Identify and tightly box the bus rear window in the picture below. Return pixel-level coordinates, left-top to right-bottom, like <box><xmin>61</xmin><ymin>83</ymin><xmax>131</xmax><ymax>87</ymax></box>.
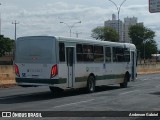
<box><xmin>15</xmin><ymin>37</ymin><xmax>56</xmax><ymax>64</ymax></box>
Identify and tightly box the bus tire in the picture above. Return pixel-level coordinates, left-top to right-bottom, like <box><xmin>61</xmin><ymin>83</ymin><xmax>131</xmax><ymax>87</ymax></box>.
<box><xmin>120</xmin><ymin>73</ymin><xmax>129</xmax><ymax>88</ymax></box>
<box><xmin>87</xmin><ymin>75</ymin><xmax>96</xmax><ymax>93</ymax></box>
<box><xmin>49</xmin><ymin>86</ymin><xmax>63</xmax><ymax>95</ymax></box>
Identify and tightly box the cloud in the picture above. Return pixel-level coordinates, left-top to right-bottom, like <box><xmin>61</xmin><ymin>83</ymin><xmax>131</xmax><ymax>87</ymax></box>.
<box><xmin>1</xmin><ymin>0</ymin><xmax>160</xmax><ymax>46</ymax></box>
<box><xmin>3</xmin><ymin>2</ymin><xmax>110</xmax><ymax>38</ymax></box>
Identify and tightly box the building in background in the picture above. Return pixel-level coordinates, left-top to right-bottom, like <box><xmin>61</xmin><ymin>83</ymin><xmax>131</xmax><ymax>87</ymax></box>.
<box><xmin>123</xmin><ymin>17</ymin><xmax>137</xmax><ymax>43</ymax></box>
<box><xmin>104</xmin><ymin>14</ymin><xmax>124</xmax><ymax>42</ymax></box>
<box><xmin>123</xmin><ymin>17</ymin><xmax>143</xmax><ymax>43</ymax></box>
<box><xmin>104</xmin><ymin>15</ymin><xmax>143</xmax><ymax>43</ymax></box>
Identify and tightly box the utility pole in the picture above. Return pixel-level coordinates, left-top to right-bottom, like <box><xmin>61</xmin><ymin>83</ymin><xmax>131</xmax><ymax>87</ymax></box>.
<box><xmin>73</xmin><ymin>31</ymin><xmax>82</xmax><ymax>38</ymax></box>
<box><xmin>12</xmin><ymin>20</ymin><xmax>19</xmax><ymax>40</ymax></box>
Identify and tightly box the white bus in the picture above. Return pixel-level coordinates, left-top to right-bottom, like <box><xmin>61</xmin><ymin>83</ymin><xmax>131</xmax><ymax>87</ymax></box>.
<box><xmin>15</xmin><ymin>36</ymin><xmax>137</xmax><ymax>93</ymax></box>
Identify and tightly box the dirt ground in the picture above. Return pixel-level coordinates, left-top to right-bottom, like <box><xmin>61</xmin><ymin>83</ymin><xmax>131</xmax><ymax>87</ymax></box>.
<box><xmin>138</xmin><ymin>68</ymin><xmax>160</xmax><ymax>74</ymax></box>
<box><xmin>0</xmin><ymin>66</ymin><xmax>16</xmax><ymax>88</ymax></box>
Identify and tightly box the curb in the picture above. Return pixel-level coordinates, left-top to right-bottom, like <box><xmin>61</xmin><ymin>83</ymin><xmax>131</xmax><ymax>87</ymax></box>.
<box><xmin>0</xmin><ymin>83</ymin><xmax>16</xmax><ymax>88</ymax></box>
<box><xmin>0</xmin><ymin>79</ymin><xmax>16</xmax><ymax>88</ymax></box>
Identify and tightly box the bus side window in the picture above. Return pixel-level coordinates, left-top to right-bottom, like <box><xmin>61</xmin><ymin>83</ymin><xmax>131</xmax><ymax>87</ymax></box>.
<box><xmin>105</xmin><ymin>47</ymin><xmax>111</xmax><ymax>62</ymax></box>
<box><xmin>113</xmin><ymin>47</ymin><xmax>117</xmax><ymax>62</ymax></box>
<box><xmin>83</xmin><ymin>45</ymin><xmax>94</xmax><ymax>62</ymax></box>
<box><xmin>59</xmin><ymin>43</ymin><xmax>65</xmax><ymax>62</ymax></box>
<box><xmin>124</xmin><ymin>48</ymin><xmax>130</xmax><ymax>62</ymax></box>
<box><xmin>113</xmin><ymin>47</ymin><xmax>124</xmax><ymax>62</ymax></box>
<box><xmin>94</xmin><ymin>46</ymin><xmax>104</xmax><ymax>62</ymax></box>
<box><xmin>116</xmin><ymin>47</ymin><xmax>124</xmax><ymax>62</ymax></box>
<box><xmin>76</xmin><ymin>44</ymin><xmax>83</xmax><ymax>62</ymax></box>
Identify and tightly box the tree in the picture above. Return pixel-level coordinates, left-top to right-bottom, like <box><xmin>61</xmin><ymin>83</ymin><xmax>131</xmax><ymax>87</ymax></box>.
<box><xmin>129</xmin><ymin>24</ymin><xmax>157</xmax><ymax>59</ymax></box>
<box><xmin>0</xmin><ymin>35</ymin><xmax>14</xmax><ymax>57</ymax></box>
<box><xmin>91</xmin><ymin>26</ymin><xmax>119</xmax><ymax>42</ymax></box>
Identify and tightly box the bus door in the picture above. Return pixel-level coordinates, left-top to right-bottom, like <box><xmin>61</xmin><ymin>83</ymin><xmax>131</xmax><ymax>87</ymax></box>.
<box><xmin>131</xmin><ymin>51</ymin><xmax>135</xmax><ymax>80</ymax></box>
<box><xmin>66</xmin><ymin>47</ymin><xmax>75</xmax><ymax>88</ymax></box>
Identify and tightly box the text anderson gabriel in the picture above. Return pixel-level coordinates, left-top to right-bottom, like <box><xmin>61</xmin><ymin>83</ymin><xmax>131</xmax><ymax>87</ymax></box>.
<box><xmin>129</xmin><ymin>112</ymin><xmax>158</xmax><ymax>117</ymax></box>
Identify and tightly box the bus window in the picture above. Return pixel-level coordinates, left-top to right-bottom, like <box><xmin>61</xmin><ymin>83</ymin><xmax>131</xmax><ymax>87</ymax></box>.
<box><xmin>76</xmin><ymin>44</ymin><xmax>83</xmax><ymax>62</ymax></box>
<box><xmin>113</xmin><ymin>47</ymin><xmax>124</xmax><ymax>62</ymax></box>
<box><xmin>124</xmin><ymin>48</ymin><xmax>130</xmax><ymax>62</ymax></box>
<box><xmin>83</xmin><ymin>45</ymin><xmax>94</xmax><ymax>62</ymax></box>
<box><xmin>105</xmin><ymin>47</ymin><xmax>111</xmax><ymax>62</ymax></box>
<box><xmin>113</xmin><ymin>47</ymin><xmax>117</xmax><ymax>62</ymax></box>
<box><xmin>59</xmin><ymin>43</ymin><xmax>65</xmax><ymax>62</ymax></box>
<box><xmin>116</xmin><ymin>47</ymin><xmax>124</xmax><ymax>62</ymax></box>
<box><xmin>94</xmin><ymin>46</ymin><xmax>104</xmax><ymax>62</ymax></box>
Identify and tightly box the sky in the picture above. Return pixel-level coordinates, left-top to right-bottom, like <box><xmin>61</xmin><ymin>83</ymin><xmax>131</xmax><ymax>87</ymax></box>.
<box><xmin>0</xmin><ymin>0</ymin><xmax>160</xmax><ymax>48</ymax></box>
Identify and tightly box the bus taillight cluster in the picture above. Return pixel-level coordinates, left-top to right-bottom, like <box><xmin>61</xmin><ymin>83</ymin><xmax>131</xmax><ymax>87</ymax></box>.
<box><xmin>14</xmin><ymin>64</ymin><xmax>20</xmax><ymax>77</ymax></box>
<box><xmin>50</xmin><ymin>64</ymin><xmax>58</xmax><ymax>78</ymax></box>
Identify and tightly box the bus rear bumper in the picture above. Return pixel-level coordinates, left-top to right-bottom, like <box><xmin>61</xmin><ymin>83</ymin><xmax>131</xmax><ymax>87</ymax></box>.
<box><xmin>16</xmin><ymin>78</ymin><xmax>66</xmax><ymax>86</ymax></box>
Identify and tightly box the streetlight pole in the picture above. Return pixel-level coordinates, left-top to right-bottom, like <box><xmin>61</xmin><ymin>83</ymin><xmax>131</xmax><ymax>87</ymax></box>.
<box><xmin>108</xmin><ymin>0</ymin><xmax>126</xmax><ymax>42</ymax></box>
<box><xmin>60</xmin><ymin>21</ymin><xmax>81</xmax><ymax>37</ymax></box>
<box><xmin>12</xmin><ymin>20</ymin><xmax>19</xmax><ymax>40</ymax></box>
<box><xmin>143</xmin><ymin>39</ymin><xmax>148</xmax><ymax>63</ymax></box>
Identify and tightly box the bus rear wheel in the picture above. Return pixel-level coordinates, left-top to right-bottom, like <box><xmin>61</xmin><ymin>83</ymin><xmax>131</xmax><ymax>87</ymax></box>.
<box><xmin>120</xmin><ymin>73</ymin><xmax>129</xmax><ymax>88</ymax></box>
<box><xmin>87</xmin><ymin>75</ymin><xmax>95</xmax><ymax>93</ymax></box>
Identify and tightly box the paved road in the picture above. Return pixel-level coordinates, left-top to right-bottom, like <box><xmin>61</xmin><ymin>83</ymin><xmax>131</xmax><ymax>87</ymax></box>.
<box><xmin>0</xmin><ymin>74</ymin><xmax>160</xmax><ymax>120</ymax></box>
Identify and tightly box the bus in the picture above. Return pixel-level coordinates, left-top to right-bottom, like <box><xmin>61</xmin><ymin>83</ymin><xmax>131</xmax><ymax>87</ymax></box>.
<box><xmin>14</xmin><ymin>36</ymin><xmax>137</xmax><ymax>93</ymax></box>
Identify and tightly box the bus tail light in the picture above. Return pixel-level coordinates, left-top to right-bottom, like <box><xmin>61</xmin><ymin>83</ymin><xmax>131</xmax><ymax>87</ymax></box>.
<box><xmin>15</xmin><ymin>64</ymin><xmax>20</xmax><ymax>77</ymax></box>
<box><xmin>51</xmin><ymin>64</ymin><xmax>58</xmax><ymax>78</ymax></box>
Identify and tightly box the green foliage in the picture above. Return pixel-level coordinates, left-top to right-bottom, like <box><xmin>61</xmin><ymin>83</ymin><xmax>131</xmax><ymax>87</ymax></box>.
<box><xmin>0</xmin><ymin>35</ymin><xmax>14</xmax><ymax>57</ymax></box>
<box><xmin>91</xmin><ymin>26</ymin><xmax>119</xmax><ymax>42</ymax></box>
<box><xmin>129</xmin><ymin>25</ymin><xmax>157</xmax><ymax>59</ymax></box>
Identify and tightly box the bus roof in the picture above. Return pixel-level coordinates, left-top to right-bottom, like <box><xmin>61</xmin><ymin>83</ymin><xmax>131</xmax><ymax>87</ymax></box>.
<box><xmin>56</xmin><ymin>36</ymin><xmax>136</xmax><ymax>50</ymax></box>
<box><xmin>17</xmin><ymin>36</ymin><xmax>136</xmax><ymax>50</ymax></box>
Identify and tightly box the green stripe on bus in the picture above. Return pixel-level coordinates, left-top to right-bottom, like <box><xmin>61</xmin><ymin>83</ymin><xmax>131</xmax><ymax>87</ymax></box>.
<box><xmin>75</xmin><ymin>74</ymin><xmax>124</xmax><ymax>82</ymax></box>
<box><xmin>16</xmin><ymin>74</ymin><xmax>124</xmax><ymax>84</ymax></box>
<box><xmin>96</xmin><ymin>74</ymin><xmax>124</xmax><ymax>81</ymax></box>
<box><xmin>75</xmin><ymin>76</ymin><xmax>88</xmax><ymax>82</ymax></box>
<box><xmin>59</xmin><ymin>78</ymin><xmax>67</xmax><ymax>83</ymax></box>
